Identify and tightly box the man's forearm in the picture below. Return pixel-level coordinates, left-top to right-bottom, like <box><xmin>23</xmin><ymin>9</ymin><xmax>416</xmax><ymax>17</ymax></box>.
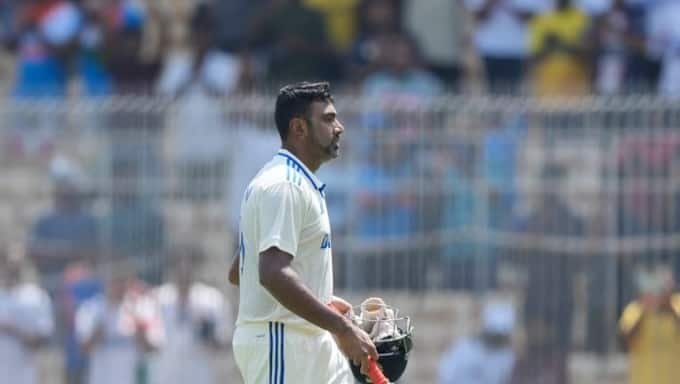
<box><xmin>260</xmin><ymin>266</ymin><xmax>350</xmax><ymax>334</ymax></box>
<box><xmin>229</xmin><ymin>256</ymin><xmax>240</xmax><ymax>286</ymax></box>
<box><xmin>2</xmin><ymin>325</ymin><xmax>48</xmax><ymax>349</ymax></box>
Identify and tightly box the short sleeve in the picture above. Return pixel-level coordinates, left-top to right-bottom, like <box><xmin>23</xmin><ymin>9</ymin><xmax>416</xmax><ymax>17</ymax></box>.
<box><xmin>257</xmin><ymin>182</ymin><xmax>307</xmax><ymax>257</ymax></box>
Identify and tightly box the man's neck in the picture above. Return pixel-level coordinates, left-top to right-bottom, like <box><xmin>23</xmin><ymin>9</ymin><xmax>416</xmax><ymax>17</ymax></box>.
<box><xmin>282</xmin><ymin>144</ymin><xmax>322</xmax><ymax>172</ymax></box>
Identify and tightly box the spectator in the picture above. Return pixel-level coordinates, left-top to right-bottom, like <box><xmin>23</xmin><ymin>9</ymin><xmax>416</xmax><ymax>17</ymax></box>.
<box><xmin>60</xmin><ymin>261</ymin><xmax>102</xmax><ymax>384</ymax></box>
<box><xmin>438</xmin><ymin>301</ymin><xmax>516</xmax><ymax>384</ymax></box>
<box><xmin>76</xmin><ymin>259</ymin><xmax>163</xmax><ymax>384</ymax></box>
<box><xmin>249</xmin><ymin>0</ymin><xmax>337</xmax><ymax>84</ymax></box>
<box><xmin>303</xmin><ymin>0</ymin><xmax>361</xmax><ymax>54</ymax></box>
<box><xmin>464</xmin><ymin>0</ymin><xmax>544</xmax><ymax>94</ymax></box>
<box><xmin>349</xmin><ymin>0</ymin><xmax>401</xmax><ymax>82</ymax></box>
<box><xmin>403</xmin><ymin>0</ymin><xmax>467</xmax><ymax>90</ymax></box>
<box><xmin>647</xmin><ymin>0</ymin><xmax>680</xmax><ymax>97</ymax></box>
<box><xmin>28</xmin><ymin>156</ymin><xmax>100</xmax><ymax>384</ymax></box>
<box><xmin>145</xmin><ymin>0</ymin><xmax>197</xmax><ymax>57</ymax></box>
<box><xmin>105</xmin><ymin>157</ymin><xmax>165</xmax><ymax>284</ymax></box>
<box><xmin>11</xmin><ymin>0</ymin><xmax>81</xmax><ymax>98</ymax></box>
<box><xmin>591</xmin><ymin>0</ymin><xmax>640</xmax><ymax>94</ymax></box>
<box><xmin>623</xmin><ymin>0</ymin><xmax>661</xmax><ymax>92</ymax></box>
<box><xmin>482</xmin><ymin>114</ymin><xmax>524</xmax><ymax>230</ymax></box>
<box><xmin>352</xmin><ymin>134</ymin><xmax>420</xmax><ymax>289</ymax></box>
<box><xmin>93</xmin><ymin>0</ymin><xmax>162</xmax><ymax>93</ymax></box>
<box><xmin>5</xmin><ymin>1</ymin><xmax>78</xmax><ymax>161</ymax></box>
<box><xmin>29</xmin><ymin>155</ymin><xmax>98</xmax><ymax>296</ymax></box>
<box><xmin>361</xmin><ymin>33</ymin><xmax>443</xmax><ymax>103</ymax></box>
<box><xmin>438</xmin><ymin>143</ymin><xmax>480</xmax><ymax>290</ymax></box>
<box><xmin>510</xmin><ymin>316</ymin><xmax>567</xmax><ymax>384</ymax></box>
<box><xmin>77</xmin><ymin>0</ymin><xmax>114</xmax><ymax>96</ymax></box>
<box><xmin>614</xmin><ymin>138</ymin><xmax>680</xmax><ymax>310</ymax></box>
<box><xmin>157</xmin><ymin>3</ymin><xmax>238</xmax><ymax>201</ymax></box>
<box><xmin>517</xmin><ymin>164</ymin><xmax>584</xmax><ymax>384</ymax></box>
<box><xmin>0</xmin><ymin>243</ymin><xmax>54</xmax><ymax>384</ymax></box>
<box><xmin>619</xmin><ymin>261</ymin><xmax>680</xmax><ymax>384</ymax></box>
<box><xmin>354</xmin><ymin>135</ymin><xmax>417</xmax><ymax>240</ymax></box>
<box><xmin>150</xmin><ymin>244</ymin><xmax>230</xmax><ymax>384</ymax></box>
<box><xmin>528</xmin><ymin>0</ymin><xmax>590</xmax><ymax>98</ymax></box>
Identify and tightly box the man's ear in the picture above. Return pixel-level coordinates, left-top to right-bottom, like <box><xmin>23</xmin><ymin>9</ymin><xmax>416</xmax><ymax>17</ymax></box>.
<box><xmin>290</xmin><ymin>117</ymin><xmax>308</xmax><ymax>139</ymax></box>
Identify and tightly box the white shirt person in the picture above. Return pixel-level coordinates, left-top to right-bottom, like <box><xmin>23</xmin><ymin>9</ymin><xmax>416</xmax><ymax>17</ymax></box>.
<box><xmin>0</xmin><ymin>283</ymin><xmax>54</xmax><ymax>384</ymax></box>
<box><xmin>0</xmin><ymin>246</ymin><xmax>54</xmax><ymax>384</ymax></box>
<box><xmin>229</xmin><ymin>82</ymin><xmax>378</xmax><ymax>384</ymax></box>
<box><xmin>150</xmin><ymin>245</ymin><xmax>231</xmax><ymax>384</ymax></box>
<box><xmin>76</xmin><ymin>262</ymin><xmax>162</xmax><ymax>384</ymax></box>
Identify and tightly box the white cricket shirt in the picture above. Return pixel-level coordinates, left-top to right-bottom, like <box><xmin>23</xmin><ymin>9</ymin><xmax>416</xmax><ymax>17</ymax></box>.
<box><xmin>235</xmin><ymin>149</ymin><xmax>333</xmax><ymax>334</ymax></box>
<box><xmin>0</xmin><ymin>284</ymin><xmax>53</xmax><ymax>384</ymax></box>
<box><xmin>76</xmin><ymin>294</ymin><xmax>163</xmax><ymax>384</ymax></box>
<box><xmin>150</xmin><ymin>282</ymin><xmax>231</xmax><ymax>384</ymax></box>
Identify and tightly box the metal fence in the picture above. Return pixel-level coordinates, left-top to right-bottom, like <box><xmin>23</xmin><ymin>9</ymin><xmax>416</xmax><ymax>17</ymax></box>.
<box><xmin>1</xmin><ymin>95</ymin><xmax>680</xmax><ymax>383</ymax></box>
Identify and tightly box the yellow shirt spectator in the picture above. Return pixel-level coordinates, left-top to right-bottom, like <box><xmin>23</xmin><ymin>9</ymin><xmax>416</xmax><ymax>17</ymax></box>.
<box><xmin>619</xmin><ymin>294</ymin><xmax>680</xmax><ymax>384</ymax></box>
<box><xmin>303</xmin><ymin>0</ymin><xmax>360</xmax><ymax>52</ymax></box>
<box><xmin>529</xmin><ymin>6</ymin><xmax>590</xmax><ymax>97</ymax></box>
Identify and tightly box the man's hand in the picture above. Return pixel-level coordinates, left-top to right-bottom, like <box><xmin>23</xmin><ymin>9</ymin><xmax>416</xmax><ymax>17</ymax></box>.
<box><xmin>328</xmin><ymin>296</ymin><xmax>352</xmax><ymax>315</ymax></box>
<box><xmin>333</xmin><ymin>321</ymin><xmax>379</xmax><ymax>376</ymax></box>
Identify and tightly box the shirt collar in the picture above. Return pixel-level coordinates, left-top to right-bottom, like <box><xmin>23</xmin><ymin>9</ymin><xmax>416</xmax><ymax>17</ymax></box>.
<box><xmin>277</xmin><ymin>149</ymin><xmax>327</xmax><ymax>195</ymax></box>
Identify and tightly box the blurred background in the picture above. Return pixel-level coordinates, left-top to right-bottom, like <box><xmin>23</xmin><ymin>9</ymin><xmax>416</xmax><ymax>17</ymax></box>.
<box><xmin>1</xmin><ymin>0</ymin><xmax>680</xmax><ymax>383</ymax></box>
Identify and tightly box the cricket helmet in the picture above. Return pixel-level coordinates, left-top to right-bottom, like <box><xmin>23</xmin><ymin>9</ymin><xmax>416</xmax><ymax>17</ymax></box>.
<box><xmin>349</xmin><ymin>306</ymin><xmax>414</xmax><ymax>383</ymax></box>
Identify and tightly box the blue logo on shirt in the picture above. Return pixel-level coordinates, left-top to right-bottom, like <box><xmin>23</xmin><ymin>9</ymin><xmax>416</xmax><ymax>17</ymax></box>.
<box><xmin>321</xmin><ymin>234</ymin><xmax>332</xmax><ymax>249</ymax></box>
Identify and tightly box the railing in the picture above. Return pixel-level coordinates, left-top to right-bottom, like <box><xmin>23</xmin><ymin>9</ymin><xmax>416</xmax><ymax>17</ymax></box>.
<box><xmin>1</xmin><ymin>95</ymin><xmax>679</xmax><ymax>383</ymax></box>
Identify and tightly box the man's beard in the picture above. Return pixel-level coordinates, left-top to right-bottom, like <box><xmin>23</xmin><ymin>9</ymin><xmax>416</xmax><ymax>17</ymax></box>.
<box><xmin>324</xmin><ymin>140</ymin><xmax>340</xmax><ymax>158</ymax></box>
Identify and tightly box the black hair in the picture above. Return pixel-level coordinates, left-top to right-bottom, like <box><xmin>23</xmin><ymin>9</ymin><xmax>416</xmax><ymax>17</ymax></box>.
<box><xmin>274</xmin><ymin>82</ymin><xmax>333</xmax><ymax>141</ymax></box>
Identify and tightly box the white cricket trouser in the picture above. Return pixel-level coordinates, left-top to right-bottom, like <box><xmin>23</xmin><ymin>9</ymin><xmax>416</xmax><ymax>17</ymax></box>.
<box><xmin>233</xmin><ymin>322</ymin><xmax>352</xmax><ymax>384</ymax></box>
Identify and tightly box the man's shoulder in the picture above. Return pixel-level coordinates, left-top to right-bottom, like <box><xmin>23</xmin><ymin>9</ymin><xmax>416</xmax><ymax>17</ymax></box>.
<box><xmin>250</xmin><ymin>163</ymin><xmax>311</xmax><ymax>197</ymax></box>
<box><xmin>13</xmin><ymin>283</ymin><xmax>51</xmax><ymax>304</ymax></box>
<box><xmin>34</xmin><ymin>211</ymin><xmax>98</xmax><ymax>231</ymax></box>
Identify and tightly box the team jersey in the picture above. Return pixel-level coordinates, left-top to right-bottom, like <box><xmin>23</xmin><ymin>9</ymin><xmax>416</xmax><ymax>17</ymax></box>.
<box><xmin>236</xmin><ymin>149</ymin><xmax>333</xmax><ymax>334</ymax></box>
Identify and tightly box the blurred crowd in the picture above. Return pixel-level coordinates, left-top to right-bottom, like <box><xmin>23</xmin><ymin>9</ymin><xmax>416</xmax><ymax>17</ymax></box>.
<box><xmin>0</xmin><ymin>156</ymin><xmax>231</xmax><ymax>384</ymax></box>
<box><xmin>1</xmin><ymin>0</ymin><xmax>680</xmax><ymax>98</ymax></box>
<box><xmin>3</xmin><ymin>1</ymin><xmax>680</xmax><ymax>384</ymax></box>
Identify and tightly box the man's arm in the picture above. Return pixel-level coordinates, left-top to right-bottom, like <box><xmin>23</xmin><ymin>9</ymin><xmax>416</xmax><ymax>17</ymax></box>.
<box><xmin>259</xmin><ymin>247</ymin><xmax>378</xmax><ymax>374</ymax></box>
<box><xmin>0</xmin><ymin>323</ymin><xmax>50</xmax><ymax>349</ymax></box>
<box><xmin>619</xmin><ymin>301</ymin><xmax>645</xmax><ymax>346</ymax></box>
<box><xmin>259</xmin><ymin>247</ymin><xmax>347</xmax><ymax>332</ymax></box>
